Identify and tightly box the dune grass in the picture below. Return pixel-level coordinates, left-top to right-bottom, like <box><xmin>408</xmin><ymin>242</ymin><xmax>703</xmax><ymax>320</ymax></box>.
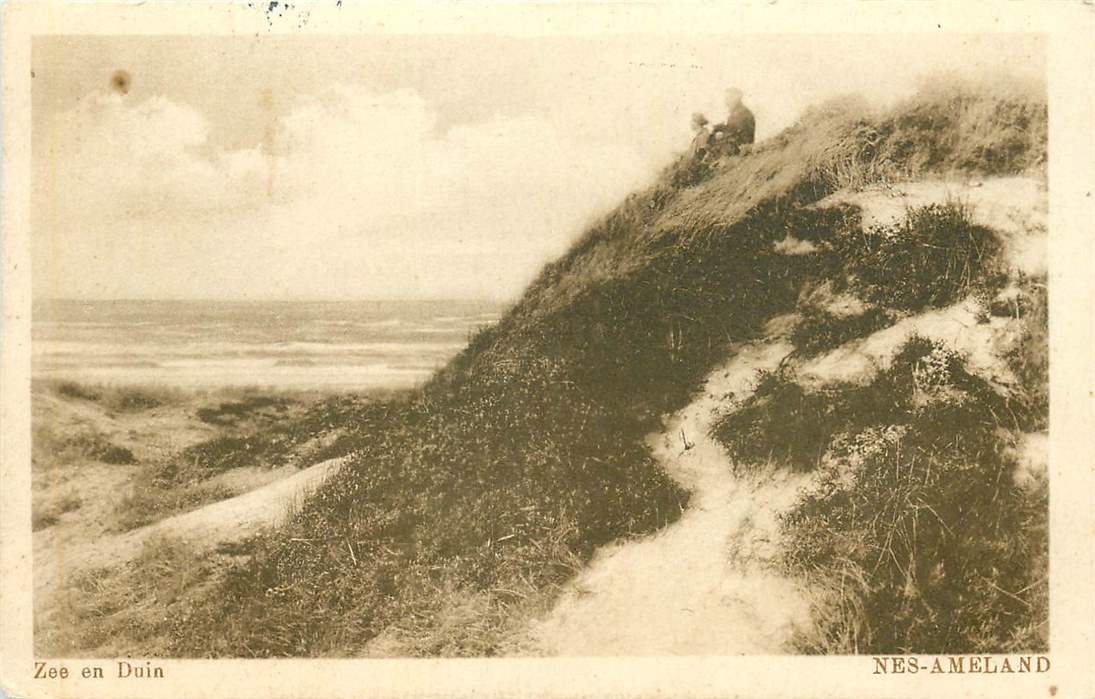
<box><xmin>1001</xmin><ymin>277</ymin><xmax>1049</xmax><ymax>432</ymax></box>
<box><xmin>716</xmin><ymin>336</ymin><xmax>1048</xmax><ymax>653</ymax></box>
<box><xmin>776</xmin><ymin>198</ymin><xmax>1001</xmax><ymax>363</ymax></box>
<box><xmin>833</xmin><ymin>201</ymin><xmax>1004</xmax><ymax>311</ymax></box>
<box><xmin>41</xmin><ymin>535</ymin><xmax>224</xmax><ymax>656</ymax></box>
<box><xmin>168</xmin><ymin>355</ymin><xmax>689</xmax><ymax>656</ymax></box>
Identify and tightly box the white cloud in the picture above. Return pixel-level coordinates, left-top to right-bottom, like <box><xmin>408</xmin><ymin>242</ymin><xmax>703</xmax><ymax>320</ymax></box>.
<box><xmin>36</xmin><ymin>85</ymin><xmax>651</xmax><ymax>300</ymax></box>
<box><xmin>41</xmin><ymin>93</ymin><xmax>270</xmax><ymax>219</ymax></box>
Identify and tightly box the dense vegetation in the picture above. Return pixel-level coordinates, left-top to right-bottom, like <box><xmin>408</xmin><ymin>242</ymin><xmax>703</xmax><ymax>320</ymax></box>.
<box><xmin>71</xmin><ymin>75</ymin><xmax>1046</xmax><ymax>657</ymax></box>
<box><xmin>752</xmin><ymin>335</ymin><xmax>1047</xmax><ymax>653</ymax></box>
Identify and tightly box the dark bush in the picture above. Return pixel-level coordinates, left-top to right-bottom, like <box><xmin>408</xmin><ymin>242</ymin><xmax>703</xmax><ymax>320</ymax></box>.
<box><xmin>790</xmin><ymin>306</ymin><xmax>894</xmax><ymax>357</ymax></box>
<box><xmin>55</xmin><ymin>432</ymin><xmax>136</xmax><ymax>465</ymax></box>
<box><xmin>196</xmin><ymin>396</ymin><xmax>290</xmax><ymax>426</ymax></box>
<box><xmin>99</xmin><ymin>445</ymin><xmax>137</xmax><ymax>465</ymax></box>
<box><xmin>32</xmin><ymin>511</ymin><xmax>60</xmax><ymax>531</ymax></box>
<box><xmin>176</xmin><ymin>436</ymin><xmax>258</xmax><ymax>476</ymax></box>
<box><xmin>101</xmin><ymin>386</ymin><xmax>175</xmax><ymax>413</ymax></box>
<box><xmin>54</xmin><ymin>381</ymin><xmax>102</xmax><ymax>402</ymax></box>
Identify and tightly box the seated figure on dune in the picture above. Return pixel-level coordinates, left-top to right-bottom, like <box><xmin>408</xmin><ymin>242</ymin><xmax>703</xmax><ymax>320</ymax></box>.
<box><xmin>687</xmin><ymin>112</ymin><xmax>712</xmax><ymax>161</ymax></box>
<box><xmin>709</xmin><ymin>87</ymin><xmax>755</xmax><ymax>157</ymax></box>
<box><xmin>667</xmin><ymin>112</ymin><xmax>714</xmax><ymax>190</ymax></box>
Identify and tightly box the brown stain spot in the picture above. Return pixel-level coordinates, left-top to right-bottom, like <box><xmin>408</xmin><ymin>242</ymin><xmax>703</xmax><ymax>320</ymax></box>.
<box><xmin>111</xmin><ymin>70</ymin><xmax>131</xmax><ymax>95</ymax></box>
<box><xmin>1049</xmin><ymin>686</ymin><xmax>1057</xmax><ymax>696</ymax></box>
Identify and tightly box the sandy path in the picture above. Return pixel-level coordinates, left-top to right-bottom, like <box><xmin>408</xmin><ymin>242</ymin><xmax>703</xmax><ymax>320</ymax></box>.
<box><xmin>531</xmin><ymin>341</ymin><xmax>814</xmax><ymax>655</ymax></box>
<box><xmin>530</xmin><ymin>176</ymin><xmax>1046</xmax><ymax>656</ymax></box>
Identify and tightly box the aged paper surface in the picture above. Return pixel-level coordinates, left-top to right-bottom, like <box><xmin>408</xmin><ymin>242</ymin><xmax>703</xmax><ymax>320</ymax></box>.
<box><xmin>2</xmin><ymin>1</ymin><xmax>1093</xmax><ymax>697</ymax></box>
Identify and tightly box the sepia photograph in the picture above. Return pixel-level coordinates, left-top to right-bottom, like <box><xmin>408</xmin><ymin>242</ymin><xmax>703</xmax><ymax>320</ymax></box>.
<box><xmin>3</xmin><ymin>2</ymin><xmax>1094</xmax><ymax>698</ymax></box>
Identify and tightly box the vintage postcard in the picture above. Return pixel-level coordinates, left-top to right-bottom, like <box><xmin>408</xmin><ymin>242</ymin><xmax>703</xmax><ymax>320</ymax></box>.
<box><xmin>2</xmin><ymin>1</ymin><xmax>1093</xmax><ymax>697</ymax></box>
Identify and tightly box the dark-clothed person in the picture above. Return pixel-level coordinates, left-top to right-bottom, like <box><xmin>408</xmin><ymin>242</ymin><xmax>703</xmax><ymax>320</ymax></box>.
<box><xmin>710</xmin><ymin>88</ymin><xmax>755</xmax><ymax>156</ymax></box>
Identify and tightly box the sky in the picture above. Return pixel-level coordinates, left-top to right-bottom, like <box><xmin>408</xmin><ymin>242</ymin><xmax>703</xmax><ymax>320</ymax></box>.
<box><xmin>31</xmin><ymin>34</ymin><xmax>1044</xmax><ymax>301</ymax></box>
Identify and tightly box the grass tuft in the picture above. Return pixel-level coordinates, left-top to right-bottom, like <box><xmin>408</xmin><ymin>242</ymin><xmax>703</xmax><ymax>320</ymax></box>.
<box><xmin>32</xmin><ymin>492</ymin><xmax>83</xmax><ymax>531</ymax></box>
<box><xmin>1001</xmin><ymin>277</ymin><xmax>1049</xmax><ymax>431</ymax></box>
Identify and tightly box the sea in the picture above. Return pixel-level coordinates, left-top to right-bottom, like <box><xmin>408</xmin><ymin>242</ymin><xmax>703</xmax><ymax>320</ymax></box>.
<box><xmin>31</xmin><ymin>299</ymin><xmax>503</xmax><ymax>391</ymax></box>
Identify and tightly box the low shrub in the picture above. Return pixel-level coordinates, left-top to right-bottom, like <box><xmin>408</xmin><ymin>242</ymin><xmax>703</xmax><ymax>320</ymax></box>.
<box><xmin>98</xmin><ymin>444</ymin><xmax>137</xmax><ymax>465</ymax></box>
<box><xmin>36</xmin><ymin>428</ymin><xmax>136</xmax><ymax>466</ymax></box>
<box><xmin>100</xmin><ymin>385</ymin><xmax>179</xmax><ymax>413</ymax></box>
<box><xmin>53</xmin><ymin>380</ymin><xmax>102</xmax><ymax>402</ymax></box>
<box><xmin>177</xmin><ymin>436</ymin><xmax>261</xmax><ymax>476</ymax></box>
<box><xmin>714</xmin><ymin>374</ymin><xmax>854</xmax><ymax>471</ymax></box>
<box><xmin>790</xmin><ymin>306</ymin><xmax>894</xmax><ymax>357</ymax></box>
<box><xmin>195</xmin><ymin>395</ymin><xmax>291</xmax><ymax>426</ymax></box>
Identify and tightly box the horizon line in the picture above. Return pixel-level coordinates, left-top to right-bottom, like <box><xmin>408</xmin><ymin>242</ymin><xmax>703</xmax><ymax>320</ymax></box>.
<box><xmin>33</xmin><ymin>296</ymin><xmax>510</xmax><ymax>305</ymax></box>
